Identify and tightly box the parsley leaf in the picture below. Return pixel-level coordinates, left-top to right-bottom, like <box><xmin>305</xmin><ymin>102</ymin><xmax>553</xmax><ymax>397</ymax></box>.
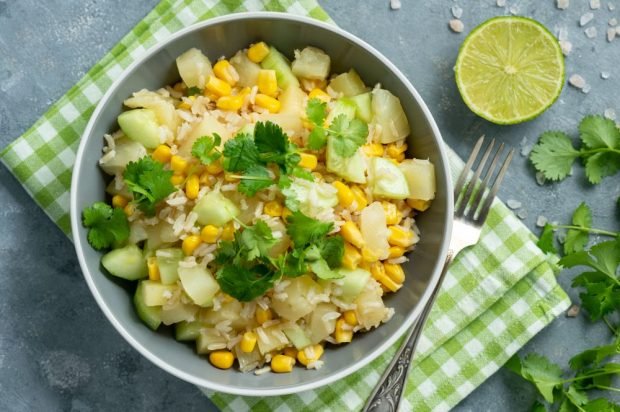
<box><xmin>506</xmin><ymin>353</ymin><xmax>564</xmax><ymax>403</ymax></box>
<box><xmin>329</xmin><ymin>114</ymin><xmax>369</xmax><ymax>158</ymax></box>
<box><xmin>82</xmin><ymin>201</ymin><xmax>129</xmax><ymax>251</ymax></box>
<box><xmin>222</xmin><ymin>133</ymin><xmax>260</xmax><ymax>172</ymax></box>
<box><xmin>191</xmin><ymin>134</ymin><xmax>222</xmax><ymax>165</ymax></box>
<box><xmin>529</xmin><ymin>131</ymin><xmax>580</xmax><ymax>181</ymax></box>
<box><xmin>565</xmin><ymin>202</ymin><xmax>592</xmax><ymax>255</ymax></box>
<box><xmin>123</xmin><ymin>156</ymin><xmax>175</xmax><ymax>216</ymax></box>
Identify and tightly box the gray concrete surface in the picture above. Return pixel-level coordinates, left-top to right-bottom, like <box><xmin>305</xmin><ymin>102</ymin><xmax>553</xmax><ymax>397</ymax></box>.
<box><xmin>1</xmin><ymin>0</ymin><xmax>619</xmax><ymax>411</ymax></box>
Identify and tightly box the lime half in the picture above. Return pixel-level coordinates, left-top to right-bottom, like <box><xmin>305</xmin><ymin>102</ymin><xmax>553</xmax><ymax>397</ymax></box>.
<box><xmin>455</xmin><ymin>16</ymin><xmax>565</xmax><ymax>125</ymax></box>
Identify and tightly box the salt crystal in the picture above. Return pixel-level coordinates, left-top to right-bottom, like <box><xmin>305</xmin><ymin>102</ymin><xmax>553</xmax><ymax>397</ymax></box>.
<box><xmin>590</xmin><ymin>0</ymin><xmax>601</xmax><ymax>9</ymax></box>
<box><xmin>557</xmin><ymin>26</ymin><xmax>568</xmax><ymax>41</ymax></box>
<box><xmin>509</xmin><ymin>5</ymin><xmax>520</xmax><ymax>14</ymax></box>
<box><xmin>535</xmin><ymin>172</ymin><xmax>546</xmax><ymax>186</ymax></box>
<box><xmin>582</xmin><ymin>84</ymin><xmax>592</xmax><ymax>94</ymax></box>
<box><xmin>557</xmin><ymin>0</ymin><xmax>569</xmax><ymax>9</ymax></box>
<box><xmin>517</xmin><ymin>209</ymin><xmax>528</xmax><ymax>220</ymax></box>
<box><xmin>519</xmin><ymin>136</ymin><xmax>528</xmax><ymax>147</ymax></box>
<box><xmin>390</xmin><ymin>0</ymin><xmax>401</xmax><ymax>10</ymax></box>
<box><xmin>536</xmin><ymin>215</ymin><xmax>548</xmax><ymax>227</ymax></box>
<box><xmin>559</xmin><ymin>40</ymin><xmax>573</xmax><ymax>55</ymax></box>
<box><xmin>580</xmin><ymin>12</ymin><xmax>594</xmax><ymax>26</ymax></box>
<box><xmin>607</xmin><ymin>27</ymin><xmax>616</xmax><ymax>41</ymax></box>
<box><xmin>496</xmin><ymin>0</ymin><xmax>506</xmax><ymax>6</ymax></box>
<box><xmin>566</xmin><ymin>304</ymin><xmax>580</xmax><ymax>318</ymax></box>
<box><xmin>568</xmin><ymin>74</ymin><xmax>586</xmax><ymax>89</ymax></box>
<box><xmin>520</xmin><ymin>144</ymin><xmax>532</xmax><ymax>157</ymax></box>
<box><xmin>610</xmin><ymin>18</ymin><xmax>618</xmax><ymax>26</ymax></box>
<box><xmin>557</xmin><ymin>230</ymin><xmax>567</xmax><ymax>244</ymax></box>
<box><xmin>585</xmin><ymin>26</ymin><xmax>597</xmax><ymax>38</ymax></box>
<box><xmin>449</xmin><ymin>19</ymin><xmax>464</xmax><ymax>33</ymax></box>
<box><xmin>601</xmin><ymin>71</ymin><xmax>610</xmax><ymax>79</ymax></box>
<box><xmin>451</xmin><ymin>5</ymin><xmax>463</xmax><ymax>18</ymax></box>
<box><xmin>617</xmin><ymin>26</ymin><xmax>620</xmax><ymax>35</ymax></box>
<box><xmin>609</xmin><ymin>2</ymin><xmax>616</xmax><ymax>10</ymax></box>
<box><xmin>507</xmin><ymin>199</ymin><xmax>522</xmax><ymax>210</ymax></box>
<box><xmin>604</xmin><ymin>108</ymin><xmax>617</xmax><ymax>120</ymax></box>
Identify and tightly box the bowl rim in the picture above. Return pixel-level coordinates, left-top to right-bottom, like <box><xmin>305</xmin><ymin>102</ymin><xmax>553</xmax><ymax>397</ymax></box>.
<box><xmin>70</xmin><ymin>11</ymin><xmax>454</xmax><ymax>397</ymax></box>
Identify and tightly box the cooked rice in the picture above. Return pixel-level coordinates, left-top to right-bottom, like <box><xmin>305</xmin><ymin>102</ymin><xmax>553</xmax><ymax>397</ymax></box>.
<box><xmin>254</xmin><ymin>366</ymin><xmax>271</xmax><ymax>375</ymax></box>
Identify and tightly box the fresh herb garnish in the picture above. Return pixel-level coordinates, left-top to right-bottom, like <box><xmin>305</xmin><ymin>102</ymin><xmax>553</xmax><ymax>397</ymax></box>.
<box><xmin>123</xmin><ymin>156</ymin><xmax>175</xmax><ymax>216</ymax></box>
<box><xmin>191</xmin><ymin>134</ymin><xmax>222</xmax><ymax>165</ymax></box>
<box><xmin>82</xmin><ymin>201</ymin><xmax>129</xmax><ymax>251</ymax></box>
<box><xmin>186</xmin><ymin>86</ymin><xmax>202</xmax><ymax>96</ymax></box>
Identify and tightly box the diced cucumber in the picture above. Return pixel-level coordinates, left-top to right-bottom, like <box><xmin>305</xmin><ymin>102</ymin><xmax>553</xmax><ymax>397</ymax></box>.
<box><xmin>178</xmin><ymin>266</ymin><xmax>219</xmax><ymax>307</ymax></box>
<box><xmin>326</xmin><ymin>98</ymin><xmax>356</xmax><ymax>125</ymax></box>
<box><xmin>261</xmin><ymin>46</ymin><xmax>299</xmax><ymax>89</ymax></box>
<box><xmin>176</xmin><ymin>48</ymin><xmax>213</xmax><ymax>88</ymax></box>
<box><xmin>192</xmin><ymin>191</ymin><xmax>239</xmax><ymax>227</ymax></box>
<box><xmin>282</xmin><ymin>323</ymin><xmax>312</xmax><ymax>350</ymax></box>
<box><xmin>291</xmin><ymin>47</ymin><xmax>330</xmax><ymax>80</ymax></box>
<box><xmin>368</xmin><ymin>157</ymin><xmax>410</xmax><ymax>200</ymax></box>
<box><xmin>133</xmin><ymin>281</ymin><xmax>161</xmax><ymax>330</ymax></box>
<box><xmin>326</xmin><ymin>136</ymin><xmax>367</xmax><ymax>184</ymax></box>
<box><xmin>99</xmin><ymin>137</ymin><xmax>147</xmax><ymax>176</ymax></box>
<box><xmin>175</xmin><ymin>321</ymin><xmax>204</xmax><ymax>341</ymax></box>
<box><xmin>117</xmin><ymin>109</ymin><xmax>161</xmax><ymax>149</ymax></box>
<box><xmin>349</xmin><ymin>92</ymin><xmax>373</xmax><ymax>123</ymax></box>
<box><xmin>337</xmin><ymin>267</ymin><xmax>371</xmax><ymax>302</ymax></box>
<box><xmin>230</xmin><ymin>50</ymin><xmax>261</xmax><ymax>88</ymax></box>
<box><xmin>371</xmin><ymin>88</ymin><xmax>410</xmax><ymax>143</ymax></box>
<box><xmin>196</xmin><ymin>328</ymin><xmax>226</xmax><ymax>354</ymax></box>
<box><xmin>160</xmin><ymin>301</ymin><xmax>198</xmax><ymax>325</ymax></box>
<box><xmin>124</xmin><ymin>90</ymin><xmax>180</xmax><ymax>133</ymax></box>
<box><xmin>329</xmin><ymin>69</ymin><xmax>368</xmax><ymax>97</ymax></box>
<box><xmin>139</xmin><ymin>280</ymin><xmax>178</xmax><ymax>306</ymax></box>
<box><xmin>156</xmin><ymin>248</ymin><xmax>183</xmax><ymax>285</ymax></box>
<box><xmin>101</xmin><ymin>244</ymin><xmax>147</xmax><ymax>280</ymax></box>
<box><xmin>399</xmin><ymin>159</ymin><xmax>436</xmax><ymax>201</ymax></box>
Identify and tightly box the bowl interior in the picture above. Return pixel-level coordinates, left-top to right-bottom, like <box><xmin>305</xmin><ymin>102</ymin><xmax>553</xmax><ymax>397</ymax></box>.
<box><xmin>72</xmin><ymin>13</ymin><xmax>452</xmax><ymax>395</ymax></box>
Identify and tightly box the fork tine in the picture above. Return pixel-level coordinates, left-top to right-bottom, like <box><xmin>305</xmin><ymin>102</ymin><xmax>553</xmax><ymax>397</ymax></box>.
<box><xmin>467</xmin><ymin>142</ymin><xmax>505</xmax><ymax>218</ymax></box>
<box><xmin>455</xmin><ymin>139</ymin><xmax>495</xmax><ymax>217</ymax></box>
<box><xmin>477</xmin><ymin>148</ymin><xmax>515</xmax><ymax>223</ymax></box>
<box><xmin>453</xmin><ymin>136</ymin><xmax>484</xmax><ymax>201</ymax></box>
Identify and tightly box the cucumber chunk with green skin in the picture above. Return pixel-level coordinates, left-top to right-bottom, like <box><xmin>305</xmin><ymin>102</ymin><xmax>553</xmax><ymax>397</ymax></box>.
<box><xmin>282</xmin><ymin>323</ymin><xmax>312</xmax><ymax>350</ymax></box>
<box><xmin>326</xmin><ymin>136</ymin><xmax>367</xmax><ymax>184</ymax></box>
<box><xmin>117</xmin><ymin>109</ymin><xmax>161</xmax><ymax>149</ymax></box>
<box><xmin>140</xmin><ymin>280</ymin><xmax>178</xmax><ymax>306</ymax></box>
<box><xmin>101</xmin><ymin>244</ymin><xmax>148</xmax><ymax>280</ymax></box>
<box><xmin>192</xmin><ymin>191</ymin><xmax>239</xmax><ymax>227</ymax></box>
<box><xmin>329</xmin><ymin>69</ymin><xmax>368</xmax><ymax>97</ymax></box>
<box><xmin>175</xmin><ymin>321</ymin><xmax>204</xmax><ymax>341</ymax></box>
<box><xmin>369</xmin><ymin>157</ymin><xmax>410</xmax><ymax>200</ymax></box>
<box><xmin>178</xmin><ymin>266</ymin><xmax>219</xmax><ymax>307</ymax></box>
<box><xmin>160</xmin><ymin>301</ymin><xmax>198</xmax><ymax>325</ymax></box>
<box><xmin>337</xmin><ymin>267</ymin><xmax>372</xmax><ymax>302</ymax></box>
<box><xmin>349</xmin><ymin>92</ymin><xmax>373</xmax><ymax>123</ymax></box>
<box><xmin>156</xmin><ymin>248</ymin><xmax>183</xmax><ymax>285</ymax></box>
<box><xmin>134</xmin><ymin>282</ymin><xmax>162</xmax><ymax>330</ymax></box>
<box><xmin>260</xmin><ymin>47</ymin><xmax>299</xmax><ymax>89</ymax></box>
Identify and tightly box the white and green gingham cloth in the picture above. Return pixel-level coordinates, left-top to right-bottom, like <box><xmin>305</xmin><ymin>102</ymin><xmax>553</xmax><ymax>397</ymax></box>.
<box><xmin>0</xmin><ymin>1</ymin><xmax>570</xmax><ymax>411</ymax></box>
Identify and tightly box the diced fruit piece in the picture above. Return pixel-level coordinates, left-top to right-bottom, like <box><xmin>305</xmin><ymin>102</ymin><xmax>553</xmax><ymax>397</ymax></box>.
<box><xmin>292</xmin><ymin>46</ymin><xmax>331</xmax><ymax>80</ymax></box>
<box><xmin>349</xmin><ymin>92</ymin><xmax>373</xmax><ymax>123</ymax></box>
<box><xmin>329</xmin><ymin>69</ymin><xmax>367</xmax><ymax>97</ymax></box>
<box><xmin>178</xmin><ymin>266</ymin><xmax>219</xmax><ymax>307</ymax></box>
<box><xmin>336</xmin><ymin>267</ymin><xmax>371</xmax><ymax>302</ymax></box>
<box><xmin>124</xmin><ymin>90</ymin><xmax>180</xmax><ymax>133</ymax></box>
<box><xmin>139</xmin><ymin>280</ymin><xmax>178</xmax><ymax>306</ymax></box>
<box><xmin>261</xmin><ymin>46</ymin><xmax>299</xmax><ymax>89</ymax></box>
<box><xmin>160</xmin><ymin>301</ymin><xmax>198</xmax><ymax>325</ymax></box>
<box><xmin>117</xmin><ymin>109</ymin><xmax>161</xmax><ymax>149</ymax></box>
<box><xmin>196</xmin><ymin>328</ymin><xmax>227</xmax><ymax>354</ymax></box>
<box><xmin>231</xmin><ymin>50</ymin><xmax>261</xmax><ymax>88</ymax></box>
<box><xmin>282</xmin><ymin>323</ymin><xmax>312</xmax><ymax>350</ymax></box>
<box><xmin>399</xmin><ymin>159</ymin><xmax>436</xmax><ymax>201</ymax></box>
<box><xmin>360</xmin><ymin>202</ymin><xmax>391</xmax><ymax>260</ymax></box>
<box><xmin>308</xmin><ymin>303</ymin><xmax>339</xmax><ymax>344</ymax></box>
<box><xmin>271</xmin><ymin>275</ymin><xmax>321</xmax><ymax>321</ymax></box>
<box><xmin>372</xmin><ymin>88</ymin><xmax>410</xmax><ymax>143</ymax></box>
<box><xmin>99</xmin><ymin>137</ymin><xmax>147</xmax><ymax>176</ymax></box>
<box><xmin>256</xmin><ymin>325</ymin><xmax>289</xmax><ymax>355</ymax></box>
<box><xmin>101</xmin><ymin>244</ymin><xmax>148</xmax><ymax>280</ymax></box>
<box><xmin>355</xmin><ymin>279</ymin><xmax>389</xmax><ymax>329</ymax></box>
<box><xmin>176</xmin><ymin>48</ymin><xmax>213</xmax><ymax>88</ymax></box>
<box><xmin>199</xmin><ymin>300</ymin><xmax>245</xmax><ymax>330</ymax></box>
<box><xmin>178</xmin><ymin>114</ymin><xmax>231</xmax><ymax>157</ymax></box>
<box><xmin>326</xmin><ymin>98</ymin><xmax>357</xmax><ymax>125</ymax></box>
<box><xmin>175</xmin><ymin>320</ymin><xmax>203</xmax><ymax>341</ymax></box>
<box><xmin>156</xmin><ymin>248</ymin><xmax>183</xmax><ymax>285</ymax></box>
<box><xmin>144</xmin><ymin>221</ymin><xmax>177</xmax><ymax>251</ymax></box>
<box><xmin>134</xmin><ymin>281</ymin><xmax>162</xmax><ymax>330</ymax></box>
<box><xmin>192</xmin><ymin>191</ymin><xmax>240</xmax><ymax>227</ymax></box>
<box><xmin>279</xmin><ymin>84</ymin><xmax>305</xmax><ymax>115</ymax></box>
<box><xmin>234</xmin><ymin>345</ymin><xmax>261</xmax><ymax>371</ymax></box>
<box><xmin>368</xmin><ymin>157</ymin><xmax>410</xmax><ymax>200</ymax></box>
<box><xmin>326</xmin><ymin>136</ymin><xmax>367</xmax><ymax>184</ymax></box>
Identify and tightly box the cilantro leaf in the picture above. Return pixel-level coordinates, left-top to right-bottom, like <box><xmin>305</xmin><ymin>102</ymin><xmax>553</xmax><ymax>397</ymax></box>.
<box><xmin>318</xmin><ymin>235</ymin><xmax>345</xmax><ymax>268</ymax></box>
<box><xmin>309</xmin><ymin>259</ymin><xmax>342</xmax><ymax>280</ymax></box>
<box><xmin>123</xmin><ymin>156</ymin><xmax>175</xmax><ymax>216</ymax></box>
<box><xmin>186</xmin><ymin>86</ymin><xmax>202</xmax><ymax>96</ymax></box>
<box><xmin>191</xmin><ymin>134</ymin><xmax>222</xmax><ymax>165</ymax></box>
<box><xmin>329</xmin><ymin>114</ymin><xmax>369</xmax><ymax>158</ymax></box>
<box><xmin>222</xmin><ymin>133</ymin><xmax>260</xmax><ymax>172</ymax></box>
<box><xmin>569</xmin><ymin>341</ymin><xmax>620</xmax><ymax>370</ymax></box>
<box><xmin>215</xmin><ymin>264</ymin><xmax>278</xmax><ymax>302</ymax></box>
<box><xmin>582</xmin><ymin>398</ymin><xmax>620</xmax><ymax>412</ymax></box>
<box><xmin>538</xmin><ymin>223</ymin><xmax>558</xmax><ymax>254</ymax></box>
<box><xmin>572</xmin><ymin>272</ymin><xmax>620</xmax><ymax>320</ymax></box>
<box><xmin>238</xmin><ymin>220</ymin><xmax>277</xmax><ymax>262</ymax></box>
<box><xmin>237</xmin><ymin>165</ymin><xmax>273</xmax><ymax>196</ymax></box>
<box><xmin>579</xmin><ymin>115</ymin><xmax>620</xmax><ymax>150</ymax></box>
<box><xmin>530</xmin><ymin>400</ymin><xmax>547</xmax><ymax>412</ymax></box>
<box><xmin>585</xmin><ymin>152</ymin><xmax>620</xmax><ymax>184</ymax></box>
<box><xmin>565</xmin><ymin>202</ymin><xmax>592</xmax><ymax>255</ymax></box>
<box><xmin>560</xmin><ymin>239</ymin><xmax>620</xmax><ymax>278</ymax></box>
<box><xmin>254</xmin><ymin>121</ymin><xmax>288</xmax><ymax>156</ymax></box>
<box><xmin>306</xmin><ymin>98</ymin><xmax>327</xmax><ymax>125</ymax></box>
<box><xmin>563</xmin><ymin>385</ymin><xmax>588</xmax><ymax>410</ymax></box>
<box><xmin>506</xmin><ymin>353</ymin><xmax>564</xmax><ymax>403</ymax></box>
<box><xmin>82</xmin><ymin>201</ymin><xmax>129</xmax><ymax>251</ymax></box>
<box><xmin>307</xmin><ymin>127</ymin><xmax>328</xmax><ymax>150</ymax></box>
<box><xmin>529</xmin><ymin>131</ymin><xmax>580</xmax><ymax>181</ymax></box>
<box><xmin>286</xmin><ymin>211</ymin><xmax>333</xmax><ymax>248</ymax></box>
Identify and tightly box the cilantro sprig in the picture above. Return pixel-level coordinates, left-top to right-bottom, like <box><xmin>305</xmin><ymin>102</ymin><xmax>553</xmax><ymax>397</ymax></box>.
<box><xmin>123</xmin><ymin>156</ymin><xmax>176</xmax><ymax>216</ymax></box>
<box><xmin>530</xmin><ymin>115</ymin><xmax>620</xmax><ymax>184</ymax></box>
<box><xmin>82</xmin><ymin>201</ymin><xmax>129</xmax><ymax>251</ymax></box>
<box><xmin>191</xmin><ymin>134</ymin><xmax>222</xmax><ymax>165</ymax></box>
<box><xmin>305</xmin><ymin>98</ymin><xmax>369</xmax><ymax>157</ymax></box>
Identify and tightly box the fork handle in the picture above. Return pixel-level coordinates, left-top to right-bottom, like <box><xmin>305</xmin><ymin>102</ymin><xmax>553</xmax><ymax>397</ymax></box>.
<box><xmin>362</xmin><ymin>250</ymin><xmax>455</xmax><ymax>412</ymax></box>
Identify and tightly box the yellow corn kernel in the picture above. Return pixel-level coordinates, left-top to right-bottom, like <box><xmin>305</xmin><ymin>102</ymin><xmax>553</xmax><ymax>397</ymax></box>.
<box><xmin>361</xmin><ymin>247</ymin><xmax>379</xmax><ymax>263</ymax></box>
<box><xmin>170</xmin><ymin>174</ymin><xmax>185</xmax><ymax>186</ymax></box>
<box><xmin>213</xmin><ymin>60</ymin><xmax>239</xmax><ymax>86</ymax></box>
<box><xmin>178</xmin><ymin>100</ymin><xmax>191</xmax><ymax>110</ymax></box>
<box><xmin>205</xmin><ymin>92</ymin><xmax>220</xmax><ymax>102</ymax></box>
<box><xmin>298</xmin><ymin>153</ymin><xmax>318</xmax><ymax>170</ymax></box>
<box><xmin>283</xmin><ymin>347</ymin><xmax>298</xmax><ymax>359</ymax></box>
<box><xmin>297</xmin><ymin>344</ymin><xmax>324</xmax><ymax>366</ymax></box>
<box><xmin>221</xmin><ymin>222</ymin><xmax>235</xmax><ymax>240</ymax></box>
<box><xmin>335</xmin><ymin>318</ymin><xmax>353</xmax><ymax>344</ymax></box>
<box><xmin>255</xmin><ymin>93</ymin><xmax>281</xmax><ymax>113</ymax></box>
<box><xmin>386</xmin><ymin>143</ymin><xmax>407</xmax><ymax>161</ymax></box>
<box><xmin>205</xmin><ymin>75</ymin><xmax>232</xmax><ymax>97</ymax></box>
<box><xmin>123</xmin><ymin>203</ymin><xmax>135</xmax><ymax>217</ymax></box>
<box><xmin>281</xmin><ymin>207</ymin><xmax>293</xmax><ymax>220</ymax></box>
<box><xmin>271</xmin><ymin>354</ymin><xmax>295</xmax><ymax>373</ymax></box>
<box><xmin>257</xmin><ymin>69</ymin><xmax>278</xmax><ymax>97</ymax></box>
<box><xmin>384</xmin><ymin>263</ymin><xmax>405</xmax><ymax>284</ymax></box>
<box><xmin>255</xmin><ymin>307</ymin><xmax>272</xmax><ymax>325</ymax></box>
<box><xmin>332</xmin><ymin>181</ymin><xmax>355</xmax><ymax>208</ymax></box>
<box><xmin>240</xmin><ymin>331</ymin><xmax>257</xmax><ymax>353</ymax></box>
<box><xmin>407</xmin><ymin>199</ymin><xmax>431</xmax><ymax>211</ymax></box>
<box><xmin>351</xmin><ymin>186</ymin><xmax>368</xmax><ymax>211</ymax></box>
<box><xmin>170</xmin><ymin>155</ymin><xmax>188</xmax><ymax>174</ymax></box>
<box><xmin>199</xmin><ymin>171</ymin><xmax>211</xmax><ymax>184</ymax></box>
<box><xmin>343</xmin><ymin>310</ymin><xmax>358</xmax><ymax>326</ymax></box>
<box><xmin>381</xmin><ymin>202</ymin><xmax>402</xmax><ymax>225</ymax></box>
<box><xmin>363</xmin><ymin>143</ymin><xmax>384</xmax><ymax>157</ymax></box>
<box><xmin>216</xmin><ymin>95</ymin><xmax>244</xmax><ymax>111</ymax></box>
<box><xmin>152</xmin><ymin>144</ymin><xmax>172</xmax><ymax>163</ymax></box>
<box><xmin>111</xmin><ymin>194</ymin><xmax>128</xmax><ymax>209</ymax></box>
<box><xmin>370</xmin><ymin>262</ymin><xmax>401</xmax><ymax>293</ymax></box>
<box><xmin>147</xmin><ymin>256</ymin><xmax>160</xmax><ymax>281</ymax></box>
<box><xmin>206</xmin><ymin>160</ymin><xmax>224</xmax><ymax>175</ymax></box>
<box><xmin>247</xmin><ymin>41</ymin><xmax>270</xmax><ymax>63</ymax></box>
<box><xmin>308</xmin><ymin>88</ymin><xmax>331</xmax><ymax>103</ymax></box>
<box><xmin>185</xmin><ymin>174</ymin><xmax>200</xmax><ymax>200</ymax></box>
<box><xmin>388</xmin><ymin>246</ymin><xmax>406</xmax><ymax>259</ymax></box>
<box><xmin>388</xmin><ymin>226</ymin><xmax>415</xmax><ymax>248</ymax></box>
<box><xmin>209</xmin><ymin>351</ymin><xmax>235</xmax><ymax>369</ymax></box>
<box><xmin>200</xmin><ymin>225</ymin><xmax>221</xmax><ymax>244</ymax></box>
<box><xmin>341</xmin><ymin>221</ymin><xmax>365</xmax><ymax>249</ymax></box>
<box><xmin>239</xmin><ymin>86</ymin><xmax>252</xmax><ymax>97</ymax></box>
<box><xmin>342</xmin><ymin>242</ymin><xmax>362</xmax><ymax>270</ymax></box>
<box><xmin>182</xmin><ymin>235</ymin><xmax>202</xmax><ymax>256</ymax></box>
<box><xmin>264</xmin><ymin>201</ymin><xmax>283</xmax><ymax>217</ymax></box>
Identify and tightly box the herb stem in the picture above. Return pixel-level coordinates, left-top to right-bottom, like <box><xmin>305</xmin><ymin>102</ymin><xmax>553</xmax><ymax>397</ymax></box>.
<box><xmin>226</xmin><ymin>174</ymin><xmax>273</xmax><ymax>182</ymax></box>
<box><xmin>603</xmin><ymin>316</ymin><xmax>618</xmax><ymax>335</ymax></box>
<box><xmin>552</xmin><ymin>224</ymin><xmax>619</xmax><ymax>237</ymax></box>
<box><xmin>562</xmin><ymin>369</ymin><xmax>616</xmax><ymax>383</ymax></box>
<box><xmin>594</xmin><ymin>385</ymin><xmax>620</xmax><ymax>393</ymax></box>
<box><xmin>579</xmin><ymin>147</ymin><xmax>620</xmax><ymax>156</ymax></box>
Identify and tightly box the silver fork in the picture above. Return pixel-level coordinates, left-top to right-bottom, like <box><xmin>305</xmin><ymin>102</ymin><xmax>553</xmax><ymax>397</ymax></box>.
<box><xmin>362</xmin><ymin>137</ymin><xmax>514</xmax><ymax>412</ymax></box>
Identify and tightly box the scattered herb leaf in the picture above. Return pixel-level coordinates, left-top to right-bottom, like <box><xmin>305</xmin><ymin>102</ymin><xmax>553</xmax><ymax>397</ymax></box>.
<box><xmin>82</xmin><ymin>202</ymin><xmax>129</xmax><ymax>250</ymax></box>
<box><xmin>123</xmin><ymin>156</ymin><xmax>175</xmax><ymax>216</ymax></box>
<box><xmin>191</xmin><ymin>134</ymin><xmax>222</xmax><ymax>165</ymax></box>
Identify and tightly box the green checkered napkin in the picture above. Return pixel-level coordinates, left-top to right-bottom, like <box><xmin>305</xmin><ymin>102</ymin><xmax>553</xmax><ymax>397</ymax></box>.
<box><xmin>0</xmin><ymin>0</ymin><xmax>570</xmax><ymax>410</ymax></box>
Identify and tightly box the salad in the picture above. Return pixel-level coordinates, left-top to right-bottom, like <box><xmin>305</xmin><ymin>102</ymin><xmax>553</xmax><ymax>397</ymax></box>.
<box><xmin>83</xmin><ymin>41</ymin><xmax>436</xmax><ymax>374</ymax></box>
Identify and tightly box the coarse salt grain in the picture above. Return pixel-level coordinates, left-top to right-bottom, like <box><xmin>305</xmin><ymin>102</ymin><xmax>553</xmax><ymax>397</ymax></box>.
<box><xmin>557</xmin><ymin>26</ymin><xmax>568</xmax><ymax>41</ymax></box>
<box><xmin>582</xmin><ymin>84</ymin><xmax>592</xmax><ymax>94</ymax></box>
<box><xmin>610</xmin><ymin>18</ymin><xmax>618</xmax><ymax>26</ymax></box>
<box><xmin>535</xmin><ymin>172</ymin><xmax>546</xmax><ymax>186</ymax></box>
<box><xmin>507</xmin><ymin>199</ymin><xmax>522</xmax><ymax>210</ymax></box>
<box><xmin>449</xmin><ymin>19</ymin><xmax>464</xmax><ymax>33</ymax></box>
<box><xmin>451</xmin><ymin>5</ymin><xmax>463</xmax><ymax>18</ymax></box>
<box><xmin>496</xmin><ymin>0</ymin><xmax>506</xmax><ymax>6</ymax></box>
<box><xmin>536</xmin><ymin>215</ymin><xmax>548</xmax><ymax>227</ymax></box>
<box><xmin>390</xmin><ymin>0</ymin><xmax>401</xmax><ymax>10</ymax></box>
<box><xmin>610</xmin><ymin>2</ymin><xmax>616</xmax><ymax>10</ymax></box>
<box><xmin>517</xmin><ymin>209</ymin><xmax>528</xmax><ymax>220</ymax></box>
<box><xmin>568</xmin><ymin>74</ymin><xmax>586</xmax><ymax>89</ymax></box>
<box><xmin>604</xmin><ymin>108</ymin><xmax>616</xmax><ymax>120</ymax></box>
<box><xmin>590</xmin><ymin>0</ymin><xmax>601</xmax><ymax>9</ymax></box>
<box><xmin>607</xmin><ymin>27</ymin><xmax>617</xmax><ymax>42</ymax></box>
<box><xmin>509</xmin><ymin>5</ymin><xmax>519</xmax><ymax>14</ymax></box>
<box><xmin>559</xmin><ymin>40</ymin><xmax>573</xmax><ymax>55</ymax></box>
<box><xmin>557</xmin><ymin>0</ymin><xmax>569</xmax><ymax>9</ymax></box>
<box><xmin>585</xmin><ymin>26</ymin><xmax>597</xmax><ymax>38</ymax></box>
<box><xmin>580</xmin><ymin>12</ymin><xmax>594</xmax><ymax>26</ymax></box>
<box><xmin>601</xmin><ymin>71</ymin><xmax>610</xmax><ymax>79</ymax></box>
<box><xmin>566</xmin><ymin>304</ymin><xmax>580</xmax><ymax>317</ymax></box>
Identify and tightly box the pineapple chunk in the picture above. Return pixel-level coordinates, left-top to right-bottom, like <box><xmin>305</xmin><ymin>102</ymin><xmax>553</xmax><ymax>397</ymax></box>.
<box><xmin>307</xmin><ymin>302</ymin><xmax>339</xmax><ymax>344</ymax></box>
<box><xmin>271</xmin><ymin>275</ymin><xmax>322</xmax><ymax>322</ymax></box>
<box><xmin>355</xmin><ymin>279</ymin><xmax>389</xmax><ymax>330</ymax></box>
